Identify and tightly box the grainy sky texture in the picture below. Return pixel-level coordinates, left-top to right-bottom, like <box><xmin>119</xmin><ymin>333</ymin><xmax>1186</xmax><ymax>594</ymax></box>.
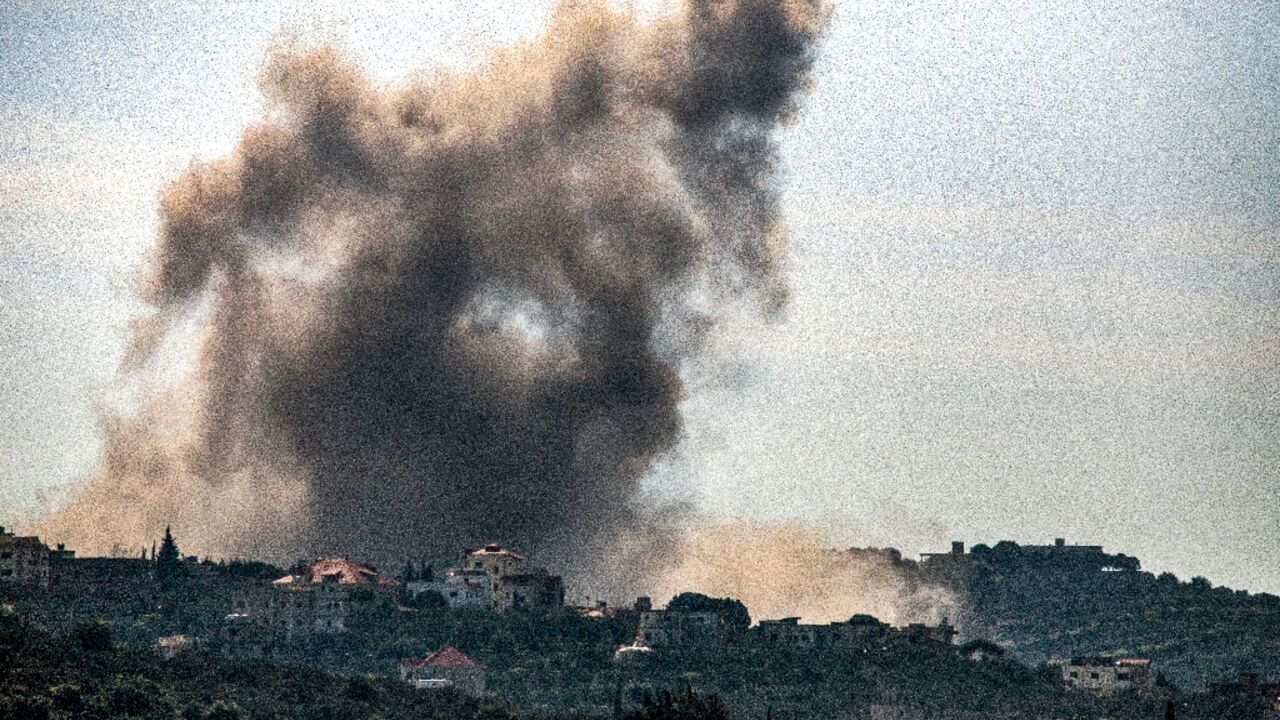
<box><xmin>1</xmin><ymin>2</ymin><xmax>1277</xmax><ymax>591</ymax></box>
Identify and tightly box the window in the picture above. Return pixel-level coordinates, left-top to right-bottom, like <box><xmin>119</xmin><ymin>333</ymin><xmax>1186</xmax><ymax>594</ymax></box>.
<box><xmin>0</xmin><ymin>552</ymin><xmax>11</xmax><ymax>559</ymax></box>
<box><xmin>1090</xmin><ymin>672</ymin><xmax>1099</xmax><ymax>680</ymax></box>
<box><xmin>1069</xmin><ymin>671</ymin><xmax>1079</xmax><ymax>678</ymax></box>
<box><xmin>1118</xmin><ymin>672</ymin><xmax>1130</xmax><ymax>680</ymax></box>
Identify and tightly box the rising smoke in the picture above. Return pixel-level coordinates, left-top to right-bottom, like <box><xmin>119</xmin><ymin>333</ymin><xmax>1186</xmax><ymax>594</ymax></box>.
<box><xmin>36</xmin><ymin>0</ymin><xmax>831</xmax><ymax>575</ymax></box>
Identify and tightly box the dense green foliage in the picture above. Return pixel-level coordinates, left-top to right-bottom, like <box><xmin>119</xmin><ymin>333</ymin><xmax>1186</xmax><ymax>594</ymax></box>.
<box><xmin>664</xmin><ymin>594</ymin><xmax>750</xmax><ymax>630</ymax></box>
<box><xmin>926</xmin><ymin>547</ymin><xmax>1280</xmax><ymax>689</ymax></box>
<box><xmin>0</xmin><ymin>612</ymin><xmax>576</xmax><ymax>720</ymax></box>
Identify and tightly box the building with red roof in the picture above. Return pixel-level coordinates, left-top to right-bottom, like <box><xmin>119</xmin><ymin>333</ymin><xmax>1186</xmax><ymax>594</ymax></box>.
<box><xmin>398</xmin><ymin>645</ymin><xmax>485</xmax><ymax>695</ymax></box>
<box><xmin>273</xmin><ymin>557</ymin><xmax>399</xmax><ymax>587</ymax></box>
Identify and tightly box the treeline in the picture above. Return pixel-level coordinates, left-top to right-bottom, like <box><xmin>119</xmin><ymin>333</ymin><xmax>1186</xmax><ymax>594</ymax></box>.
<box><xmin>0</xmin><ymin>610</ymin><xmax>746</xmax><ymax>720</ymax></box>
<box><xmin>927</xmin><ymin>547</ymin><xmax>1280</xmax><ymax>689</ymax></box>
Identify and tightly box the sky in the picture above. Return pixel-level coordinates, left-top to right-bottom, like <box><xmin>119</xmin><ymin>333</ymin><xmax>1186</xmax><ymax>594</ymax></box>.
<box><xmin>1</xmin><ymin>1</ymin><xmax>1277</xmax><ymax>591</ymax></box>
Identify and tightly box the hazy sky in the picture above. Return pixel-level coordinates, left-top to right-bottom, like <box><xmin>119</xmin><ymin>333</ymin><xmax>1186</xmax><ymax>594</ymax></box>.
<box><xmin>2</xmin><ymin>2</ymin><xmax>1277</xmax><ymax>591</ymax></box>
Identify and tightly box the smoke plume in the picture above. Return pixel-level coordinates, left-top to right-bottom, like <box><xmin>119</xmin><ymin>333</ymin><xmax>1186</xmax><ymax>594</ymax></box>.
<box><xmin>650</xmin><ymin>521</ymin><xmax>958</xmax><ymax>625</ymax></box>
<box><xmin>36</xmin><ymin>0</ymin><xmax>829</xmax><ymax>572</ymax></box>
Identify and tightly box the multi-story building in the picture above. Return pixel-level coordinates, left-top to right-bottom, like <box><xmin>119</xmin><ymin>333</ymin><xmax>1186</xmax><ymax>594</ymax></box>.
<box><xmin>222</xmin><ymin>557</ymin><xmax>394</xmax><ymax>639</ymax></box>
<box><xmin>407</xmin><ymin>544</ymin><xmax>563</xmax><ymax>612</ymax></box>
<box><xmin>1060</xmin><ymin>656</ymin><xmax>1153</xmax><ymax>697</ymax></box>
<box><xmin>636</xmin><ymin>608</ymin><xmax>728</xmax><ymax>648</ymax></box>
<box><xmin>0</xmin><ymin>526</ymin><xmax>50</xmax><ymax>588</ymax></box>
<box><xmin>407</xmin><ymin>570</ymin><xmax>496</xmax><ymax>610</ymax></box>
<box><xmin>228</xmin><ymin>581</ymin><xmax>350</xmax><ymax>637</ymax></box>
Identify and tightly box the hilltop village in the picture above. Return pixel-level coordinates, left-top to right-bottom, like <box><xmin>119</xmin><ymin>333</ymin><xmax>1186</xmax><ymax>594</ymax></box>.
<box><xmin>2</xmin><ymin>525</ymin><xmax>1278</xmax><ymax>719</ymax></box>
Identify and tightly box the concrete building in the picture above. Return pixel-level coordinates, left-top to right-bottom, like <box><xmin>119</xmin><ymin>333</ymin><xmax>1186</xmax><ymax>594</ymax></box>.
<box><xmin>1060</xmin><ymin>656</ymin><xmax>1153</xmax><ymax>697</ymax></box>
<box><xmin>636</xmin><ymin>609</ymin><xmax>727</xmax><ymax>648</ymax></box>
<box><xmin>229</xmin><ymin>581</ymin><xmax>350</xmax><ymax>637</ymax></box>
<box><xmin>407</xmin><ymin>570</ymin><xmax>496</xmax><ymax>610</ymax></box>
<box><xmin>399</xmin><ymin>645</ymin><xmax>485</xmax><ymax>695</ymax></box>
<box><xmin>407</xmin><ymin>544</ymin><xmax>563</xmax><ymax>612</ymax></box>
<box><xmin>0</xmin><ymin>526</ymin><xmax>50</xmax><ymax>588</ymax></box>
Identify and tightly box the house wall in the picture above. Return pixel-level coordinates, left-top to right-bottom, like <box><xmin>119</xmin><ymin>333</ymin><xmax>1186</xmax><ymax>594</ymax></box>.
<box><xmin>233</xmin><ymin>584</ymin><xmax>349</xmax><ymax>637</ymax></box>
<box><xmin>0</xmin><ymin>532</ymin><xmax>49</xmax><ymax>588</ymax></box>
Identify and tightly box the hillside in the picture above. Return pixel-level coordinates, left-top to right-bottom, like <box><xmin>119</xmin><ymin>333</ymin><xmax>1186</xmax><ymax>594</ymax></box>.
<box><xmin>917</xmin><ymin>541</ymin><xmax>1280</xmax><ymax>689</ymax></box>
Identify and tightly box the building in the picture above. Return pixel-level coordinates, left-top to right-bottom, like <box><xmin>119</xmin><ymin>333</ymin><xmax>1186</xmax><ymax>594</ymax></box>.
<box><xmin>902</xmin><ymin>619</ymin><xmax>958</xmax><ymax>646</ymax></box>
<box><xmin>399</xmin><ymin>645</ymin><xmax>485</xmax><ymax>695</ymax></box>
<box><xmin>636</xmin><ymin>608</ymin><xmax>728</xmax><ymax>648</ymax></box>
<box><xmin>751</xmin><ymin>614</ymin><xmax>956</xmax><ymax>650</ymax></box>
<box><xmin>407</xmin><ymin>571</ymin><xmax>496</xmax><ymax>610</ymax></box>
<box><xmin>0</xmin><ymin>526</ymin><xmax>50</xmax><ymax>588</ymax></box>
<box><xmin>155</xmin><ymin>634</ymin><xmax>196</xmax><ymax>659</ymax></box>
<box><xmin>1060</xmin><ymin>656</ymin><xmax>1153</xmax><ymax>697</ymax></box>
<box><xmin>494</xmin><ymin>570</ymin><xmax>564</xmax><ymax>611</ymax></box>
<box><xmin>921</xmin><ymin>538</ymin><xmax>1140</xmax><ymax>573</ymax></box>
<box><xmin>1208</xmin><ymin>673</ymin><xmax>1280</xmax><ymax>712</ymax></box>
<box><xmin>229</xmin><ymin>581</ymin><xmax>350</xmax><ymax>637</ymax></box>
<box><xmin>221</xmin><ymin>557</ymin><xmax>392</xmax><ymax>638</ymax></box>
<box><xmin>406</xmin><ymin>544</ymin><xmax>563</xmax><ymax>613</ymax></box>
<box><xmin>274</xmin><ymin>557</ymin><xmax>399</xmax><ymax>587</ymax></box>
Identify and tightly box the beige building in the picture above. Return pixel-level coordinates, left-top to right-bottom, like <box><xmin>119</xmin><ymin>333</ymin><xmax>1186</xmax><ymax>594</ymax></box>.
<box><xmin>1061</xmin><ymin>656</ymin><xmax>1153</xmax><ymax>697</ymax></box>
<box><xmin>0</xmin><ymin>526</ymin><xmax>49</xmax><ymax>588</ymax></box>
<box><xmin>411</xmin><ymin>544</ymin><xmax>564</xmax><ymax>612</ymax></box>
<box><xmin>399</xmin><ymin>645</ymin><xmax>485</xmax><ymax>695</ymax></box>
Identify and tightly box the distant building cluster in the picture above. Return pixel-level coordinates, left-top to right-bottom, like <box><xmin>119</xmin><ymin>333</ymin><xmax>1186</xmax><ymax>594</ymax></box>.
<box><xmin>624</xmin><ymin>605</ymin><xmax>957</xmax><ymax>656</ymax></box>
<box><xmin>752</xmin><ymin>614</ymin><xmax>957</xmax><ymax>650</ymax></box>
<box><xmin>10</xmin><ymin>526</ymin><xmax>1214</xmax><ymax>705</ymax></box>
<box><xmin>921</xmin><ymin>538</ymin><xmax>1141</xmax><ymax>573</ymax></box>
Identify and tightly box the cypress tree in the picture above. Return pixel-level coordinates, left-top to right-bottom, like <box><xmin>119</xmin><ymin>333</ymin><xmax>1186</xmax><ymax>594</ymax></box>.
<box><xmin>156</xmin><ymin>525</ymin><xmax>182</xmax><ymax>584</ymax></box>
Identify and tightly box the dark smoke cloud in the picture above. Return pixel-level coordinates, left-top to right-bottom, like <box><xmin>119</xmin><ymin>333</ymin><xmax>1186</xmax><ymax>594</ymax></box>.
<box><xmin>38</xmin><ymin>0</ymin><xmax>828</xmax><ymax>572</ymax></box>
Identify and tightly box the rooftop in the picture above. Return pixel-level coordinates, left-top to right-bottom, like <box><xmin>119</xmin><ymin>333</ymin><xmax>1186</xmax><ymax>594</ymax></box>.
<box><xmin>276</xmin><ymin>557</ymin><xmax>399</xmax><ymax>586</ymax></box>
<box><xmin>400</xmin><ymin>645</ymin><xmax>481</xmax><ymax>669</ymax></box>
<box><xmin>464</xmin><ymin>543</ymin><xmax>526</xmax><ymax>560</ymax></box>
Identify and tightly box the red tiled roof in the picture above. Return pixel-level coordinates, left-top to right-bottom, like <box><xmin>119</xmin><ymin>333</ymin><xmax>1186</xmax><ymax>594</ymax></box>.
<box><xmin>400</xmin><ymin>645</ymin><xmax>481</xmax><ymax>668</ymax></box>
<box><xmin>279</xmin><ymin>557</ymin><xmax>399</xmax><ymax>586</ymax></box>
<box><xmin>464</xmin><ymin>543</ymin><xmax>526</xmax><ymax>560</ymax></box>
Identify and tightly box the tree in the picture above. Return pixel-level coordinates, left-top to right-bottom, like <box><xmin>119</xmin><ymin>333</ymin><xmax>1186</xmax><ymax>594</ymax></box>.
<box><xmin>72</xmin><ymin>620</ymin><xmax>112</xmax><ymax>652</ymax></box>
<box><xmin>666</xmin><ymin>593</ymin><xmax>750</xmax><ymax>629</ymax></box>
<box><xmin>401</xmin><ymin>561</ymin><xmax>416</xmax><ymax>583</ymax></box>
<box><xmin>156</xmin><ymin>525</ymin><xmax>183</xmax><ymax>584</ymax></box>
<box><xmin>626</xmin><ymin>687</ymin><xmax>730</xmax><ymax>720</ymax></box>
